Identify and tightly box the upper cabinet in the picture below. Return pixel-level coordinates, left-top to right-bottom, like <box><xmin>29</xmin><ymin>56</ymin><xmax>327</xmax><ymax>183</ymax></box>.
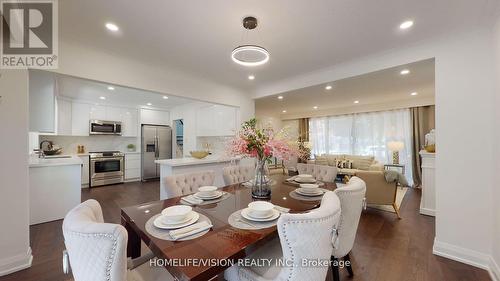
<box><xmin>29</xmin><ymin>70</ymin><xmax>56</xmax><ymax>133</ymax></box>
<box><xmin>71</xmin><ymin>101</ymin><xmax>90</xmax><ymax>136</ymax></box>
<box><xmin>140</xmin><ymin>108</ymin><xmax>170</xmax><ymax>126</ymax></box>
<box><xmin>56</xmin><ymin>98</ymin><xmax>72</xmax><ymax>135</ymax></box>
<box><xmin>121</xmin><ymin>108</ymin><xmax>138</xmax><ymax>137</ymax></box>
<box><xmin>196</xmin><ymin>104</ymin><xmax>237</xmax><ymax>136</ymax></box>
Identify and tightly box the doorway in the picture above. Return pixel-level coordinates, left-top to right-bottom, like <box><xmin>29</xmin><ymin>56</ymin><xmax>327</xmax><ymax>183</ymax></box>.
<box><xmin>173</xmin><ymin>119</ymin><xmax>184</xmax><ymax>158</ymax></box>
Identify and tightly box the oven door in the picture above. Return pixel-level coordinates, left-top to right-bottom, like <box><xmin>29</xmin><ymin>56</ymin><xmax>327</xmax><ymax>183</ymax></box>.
<box><xmin>90</xmin><ymin>157</ymin><xmax>124</xmax><ymax>180</ymax></box>
<box><xmin>90</xmin><ymin>121</ymin><xmax>117</xmax><ymax>135</ymax></box>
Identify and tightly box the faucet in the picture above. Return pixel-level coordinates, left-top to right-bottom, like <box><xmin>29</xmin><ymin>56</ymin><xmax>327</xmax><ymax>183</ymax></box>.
<box><xmin>39</xmin><ymin>140</ymin><xmax>53</xmax><ymax>150</ymax></box>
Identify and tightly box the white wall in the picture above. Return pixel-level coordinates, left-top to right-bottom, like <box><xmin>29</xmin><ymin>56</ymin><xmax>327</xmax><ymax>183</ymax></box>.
<box><xmin>257</xmin><ymin>27</ymin><xmax>498</xmax><ymax>273</ymax></box>
<box><xmin>0</xmin><ymin>70</ymin><xmax>32</xmax><ymax>276</ymax></box>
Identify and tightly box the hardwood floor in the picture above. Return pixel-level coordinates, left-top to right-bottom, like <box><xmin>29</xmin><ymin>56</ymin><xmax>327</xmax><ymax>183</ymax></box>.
<box><xmin>0</xmin><ymin>181</ymin><xmax>491</xmax><ymax>281</ymax></box>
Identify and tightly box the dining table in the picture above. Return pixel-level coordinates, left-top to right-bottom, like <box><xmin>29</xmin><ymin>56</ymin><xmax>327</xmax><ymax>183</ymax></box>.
<box><xmin>121</xmin><ymin>174</ymin><xmax>337</xmax><ymax>281</ymax></box>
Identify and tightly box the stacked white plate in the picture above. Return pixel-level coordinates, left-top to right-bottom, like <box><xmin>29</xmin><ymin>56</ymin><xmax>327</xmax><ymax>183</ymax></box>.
<box><xmin>240</xmin><ymin>201</ymin><xmax>280</xmax><ymax>222</ymax></box>
<box><xmin>295</xmin><ymin>184</ymin><xmax>325</xmax><ymax>197</ymax></box>
<box><xmin>294</xmin><ymin>174</ymin><xmax>316</xmax><ymax>183</ymax></box>
<box><xmin>154</xmin><ymin>205</ymin><xmax>200</xmax><ymax>230</ymax></box>
<box><xmin>193</xmin><ymin>186</ymin><xmax>223</xmax><ymax>200</ymax></box>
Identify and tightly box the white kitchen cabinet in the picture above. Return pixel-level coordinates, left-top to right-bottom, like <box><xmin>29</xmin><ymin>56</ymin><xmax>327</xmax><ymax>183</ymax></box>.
<box><xmin>29</xmin><ymin>70</ymin><xmax>56</xmax><ymax>133</ymax></box>
<box><xmin>89</xmin><ymin>105</ymin><xmax>106</xmax><ymax>120</ymax></box>
<box><xmin>106</xmin><ymin>106</ymin><xmax>123</xmax><ymax>122</ymax></box>
<box><xmin>56</xmin><ymin>98</ymin><xmax>72</xmax><ymax>135</ymax></box>
<box><xmin>79</xmin><ymin>155</ymin><xmax>90</xmax><ymax>187</ymax></box>
<box><xmin>140</xmin><ymin>108</ymin><xmax>170</xmax><ymax>126</ymax></box>
<box><xmin>121</xmin><ymin>108</ymin><xmax>138</xmax><ymax>137</ymax></box>
<box><xmin>125</xmin><ymin>153</ymin><xmax>141</xmax><ymax>181</ymax></box>
<box><xmin>72</xmin><ymin>102</ymin><xmax>90</xmax><ymax>136</ymax></box>
<box><xmin>196</xmin><ymin>104</ymin><xmax>237</xmax><ymax>136</ymax></box>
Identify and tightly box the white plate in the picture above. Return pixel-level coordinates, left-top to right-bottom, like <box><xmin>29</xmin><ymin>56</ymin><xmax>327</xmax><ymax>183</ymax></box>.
<box><xmin>193</xmin><ymin>191</ymin><xmax>223</xmax><ymax>200</ymax></box>
<box><xmin>295</xmin><ymin>188</ymin><xmax>325</xmax><ymax>197</ymax></box>
<box><xmin>294</xmin><ymin>178</ymin><xmax>317</xmax><ymax>183</ymax></box>
<box><xmin>241</xmin><ymin>208</ymin><xmax>280</xmax><ymax>222</ymax></box>
<box><xmin>153</xmin><ymin>212</ymin><xmax>200</xmax><ymax>229</ymax></box>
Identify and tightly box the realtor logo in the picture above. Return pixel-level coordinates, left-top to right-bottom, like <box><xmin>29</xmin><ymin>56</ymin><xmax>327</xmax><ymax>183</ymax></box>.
<box><xmin>1</xmin><ymin>0</ymin><xmax>58</xmax><ymax>68</ymax></box>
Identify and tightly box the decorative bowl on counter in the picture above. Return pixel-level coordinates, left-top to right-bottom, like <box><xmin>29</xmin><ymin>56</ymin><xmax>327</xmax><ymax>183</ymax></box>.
<box><xmin>190</xmin><ymin>151</ymin><xmax>209</xmax><ymax>159</ymax></box>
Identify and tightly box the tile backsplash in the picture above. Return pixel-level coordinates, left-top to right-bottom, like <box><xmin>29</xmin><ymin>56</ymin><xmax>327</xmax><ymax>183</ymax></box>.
<box><xmin>196</xmin><ymin>136</ymin><xmax>232</xmax><ymax>156</ymax></box>
<box><xmin>39</xmin><ymin>135</ymin><xmax>140</xmax><ymax>154</ymax></box>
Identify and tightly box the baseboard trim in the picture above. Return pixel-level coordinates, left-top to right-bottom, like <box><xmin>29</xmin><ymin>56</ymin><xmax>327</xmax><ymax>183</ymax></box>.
<box><xmin>419</xmin><ymin>207</ymin><xmax>435</xmax><ymax>216</ymax></box>
<box><xmin>433</xmin><ymin>239</ymin><xmax>490</xmax><ymax>270</ymax></box>
<box><xmin>0</xmin><ymin>247</ymin><xmax>33</xmax><ymax>277</ymax></box>
<box><xmin>489</xmin><ymin>256</ymin><xmax>500</xmax><ymax>281</ymax></box>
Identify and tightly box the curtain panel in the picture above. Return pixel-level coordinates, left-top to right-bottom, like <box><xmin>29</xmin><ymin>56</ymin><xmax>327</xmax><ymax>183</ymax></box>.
<box><xmin>309</xmin><ymin>109</ymin><xmax>413</xmax><ymax>185</ymax></box>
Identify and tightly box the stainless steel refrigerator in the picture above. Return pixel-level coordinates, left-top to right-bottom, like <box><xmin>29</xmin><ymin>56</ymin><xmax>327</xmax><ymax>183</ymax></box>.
<box><xmin>141</xmin><ymin>125</ymin><xmax>172</xmax><ymax>180</ymax></box>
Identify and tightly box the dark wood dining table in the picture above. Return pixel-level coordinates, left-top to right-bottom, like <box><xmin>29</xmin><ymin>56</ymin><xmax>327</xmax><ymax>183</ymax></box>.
<box><xmin>121</xmin><ymin>174</ymin><xmax>337</xmax><ymax>281</ymax></box>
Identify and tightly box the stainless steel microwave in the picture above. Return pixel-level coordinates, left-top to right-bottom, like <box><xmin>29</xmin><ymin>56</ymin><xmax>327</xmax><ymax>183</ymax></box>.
<box><xmin>89</xmin><ymin>120</ymin><xmax>122</xmax><ymax>135</ymax></box>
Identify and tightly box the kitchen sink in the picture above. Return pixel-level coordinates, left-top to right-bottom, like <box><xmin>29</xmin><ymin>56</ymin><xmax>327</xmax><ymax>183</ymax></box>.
<box><xmin>44</xmin><ymin>155</ymin><xmax>72</xmax><ymax>159</ymax></box>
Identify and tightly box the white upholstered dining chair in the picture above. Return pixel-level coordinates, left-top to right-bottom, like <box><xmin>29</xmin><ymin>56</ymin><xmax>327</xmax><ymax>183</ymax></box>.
<box><xmin>62</xmin><ymin>199</ymin><xmax>174</xmax><ymax>281</ymax></box>
<box><xmin>331</xmin><ymin>176</ymin><xmax>366</xmax><ymax>281</ymax></box>
<box><xmin>162</xmin><ymin>170</ymin><xmax>215</xmax><ymax>199</ymax></box>
<box><xmin>223</xmin><ymin>165</ymin><xmax>255</xmax><ymax>185</ymax></box>
<box><xmin>296</xmin><ymin>163</ymin><xmax>338</xmax><ymax>182</ymax></box>
<box><xmin>224</xmin><ymin>191</ymin><xmax>341</xmax><ymax>281</ymax></box>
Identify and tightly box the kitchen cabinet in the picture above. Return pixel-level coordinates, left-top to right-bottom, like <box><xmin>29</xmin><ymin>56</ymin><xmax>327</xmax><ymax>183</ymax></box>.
<box><xmin>125</xmin><ymin>153</ymin><xmax>141</xmax><ymax>181</ymax></box>
<box><xmin>71</xmin><ymin>102</ymin><xmax>90</xmax><ymax>136</ymax></box>
<box><xmin>122</xmin><ymin>108</ymin><xmax>138</xmax><ymax>137</ymax></box>
<box><xmin>29</xmin><ymin>70</ymin><xmax>56</xmax><ymax>133</ymax></box>
<box><xmin>106</xmin><ymin>106</ymin><xmax>123</xmax><ymax>122</ymax></box>
<box><xmin>56</xmin><ymin>98</ymin><xmax>72</xmax><ymax>135</ymax></box>
<box><xmin>140</xmin><ymin>108</ymin><xmax>170</xmax><ymax>126</ymax></box>
<box><xmin>79</xmin><ymin>155</ymin><xmax>90</xmax><ymax>187</ymax></box>
<box><xmin>89</xmin><ymin>105</ymin><xmax>106</xmax><ymax>120</ymax></box>
<box><xmin>196</xmin><ymin>104</ymin><xmax>237</xmax><ymax>136</ymax></box>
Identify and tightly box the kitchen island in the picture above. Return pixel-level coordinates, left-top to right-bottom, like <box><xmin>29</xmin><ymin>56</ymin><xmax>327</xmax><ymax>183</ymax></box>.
<box><xmin>29</xmin><ymin>156</ymin><xmax>82</xmax><ymax>225</ymax></box>
<box><xmin>155</xmin><ymin>156</ymin><xmax>240</xmax><ymax>199</ymax></box>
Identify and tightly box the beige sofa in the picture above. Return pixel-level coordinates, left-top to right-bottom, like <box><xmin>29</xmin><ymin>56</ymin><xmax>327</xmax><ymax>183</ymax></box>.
<box><xmin>355</xmin><ymin>170</ymin><xmax>400</xmax><ymax>219</ymax></box>
<box><xmin>308</xmin><ymin>154</ymin><xmax>384</xmax><ymax>175</ymax></box>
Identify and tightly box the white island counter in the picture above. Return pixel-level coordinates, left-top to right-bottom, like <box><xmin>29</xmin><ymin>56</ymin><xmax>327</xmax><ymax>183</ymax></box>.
<box><xmin>155</xmin><ymin>156</ymin><xmax>240</xmax><ymax>199</ymax></box>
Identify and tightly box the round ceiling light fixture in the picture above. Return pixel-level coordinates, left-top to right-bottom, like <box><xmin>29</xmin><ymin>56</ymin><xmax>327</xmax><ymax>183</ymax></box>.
<box><xmin>231</xmin><ymin>17</ymin><xmax>270</xmax><ymax>67</ymax></box>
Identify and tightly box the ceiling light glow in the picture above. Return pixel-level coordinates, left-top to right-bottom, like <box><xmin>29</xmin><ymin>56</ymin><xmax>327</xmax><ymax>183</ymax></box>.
<box><xmin>163</xmin><ymin>96</ymin><xmax>169</xmax><ymax>99</ymax></box>
<box><xmin>399</xmin><ymin>20</ymin><xmax>414</xmax><ymax>30</ymax></box>
<box><xmin>248</xmin><ymin>75</ymin><xmax>255</xmax><ymax>80</ymax></box>
<box><xmin>400</xmin><ymin>69</ymin><xmax>410</xmax><ymax>75</ymax></box>
<box><xmin>411</xmin><ymin>92</ymin><xmax>418</xmax><ymax>96</ymax></box>
<box><xmin>325</xmin><ymin>85</ymin><xmax>332</xmax><ymax>90</ymax></box>
<box><xmin>99</xmin><ymin>96</ymin><xmax>106</xmax><ymax>100</ymax></box>
<box><xmin>313</xmin><ymin>106</ymin><xmax>318</xmax><ymax>109</ymax></box>
<box><xmin>277</xmin><ymin>96</ymin><xmax>283</xmax><ymax>100</ymax></box>
<box><xmin>147</xmin><ymin>102</ymin><xmax>152</xmax><ymax>106</ymax></box>
<box><xmin>105</xmin><ymin>22</ymin><xmax>119</xmax><ymax>32</ymax></box>
<box><xmin>354</xmin><ymin>100</ymin><xmax>359</xmax><ymax>104</ymax></box>
<box><xmin>282</xmin><ymin>110</ymin><xmax>287</xmax><ymax>113</ymax></box>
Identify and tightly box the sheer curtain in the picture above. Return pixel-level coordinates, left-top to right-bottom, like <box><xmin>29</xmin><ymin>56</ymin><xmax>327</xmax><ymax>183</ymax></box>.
<box><xmin>309</xmin><ymin>109</ymin><xmax>413</xmax><ymax>185</ymax></box>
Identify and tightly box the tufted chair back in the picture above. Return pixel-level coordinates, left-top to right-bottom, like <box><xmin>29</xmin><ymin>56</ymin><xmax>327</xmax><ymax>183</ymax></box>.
<box><xmin>332</xmin><ymin>176</ymin><xmax>366</xmax><ymax>258</ymax></box>
<box><xmin>296</xmin><ymin>163</ymin><xmax>338</xmax><ymax>182</ymax></box>
<box><xmin>222</xmin><ymin>165</ymin><xmax>255</xmax><ymax>185</ymax></box>
<box><xmin>270</xmin><ymin>191</ymin><xmax>341</xmax><ymax>281</ymax></box>
<box><xmin>62</xmin><ymin>199</ymin><xmax>128</xmax><ymax>281</ymax></box>
<box><xmin>163</xmin><ymin>171</ymin><xmax>215</xmax><ymax>199</ymax></box>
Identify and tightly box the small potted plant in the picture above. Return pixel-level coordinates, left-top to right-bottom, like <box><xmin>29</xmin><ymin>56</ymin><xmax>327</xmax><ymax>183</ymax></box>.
<box><xmin>127</xmin><ymin>144</ymin><xmax>136</xmax><ymax>152</ymax></box>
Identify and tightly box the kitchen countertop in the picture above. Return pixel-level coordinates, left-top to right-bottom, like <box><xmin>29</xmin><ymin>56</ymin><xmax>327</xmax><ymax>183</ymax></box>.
<box><xmin>29</xmin><ymin>155</ymin><xmax>83</xmax><ymax>168</ymax></box>
<box><xmin>155</xmin><ymin>156</ymin><xmax>240</xmax><ymax>167</ymax></box>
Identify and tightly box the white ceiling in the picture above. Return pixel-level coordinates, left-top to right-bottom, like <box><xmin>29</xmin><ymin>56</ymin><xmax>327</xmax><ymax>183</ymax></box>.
<box><xmin>58</xmin><ymin>0</ymin><xmax>498</xmax><ymax>94</ymax></box>
<box><xmin>256</xmin><ymin>58</ymin><xmax>435</xmax><ymax>116</ymax></box>
<box><xmin>56</xmin><ymin>75</ymin><xmax>194</xmax><ymax>109</ymax></box>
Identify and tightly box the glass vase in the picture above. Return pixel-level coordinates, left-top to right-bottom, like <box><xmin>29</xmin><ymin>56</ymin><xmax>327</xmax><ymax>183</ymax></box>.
<box><xmin>252</xmin><ymin>158</ymin><xmax>271</xmax><ymax>199</ymax></box>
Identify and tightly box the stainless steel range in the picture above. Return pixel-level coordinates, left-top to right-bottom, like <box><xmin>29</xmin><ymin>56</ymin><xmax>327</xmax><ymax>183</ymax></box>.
<box><xmin>89</xmin><ymin>151</ymin><xmax>124</xmax><ymax>187</ymax></box>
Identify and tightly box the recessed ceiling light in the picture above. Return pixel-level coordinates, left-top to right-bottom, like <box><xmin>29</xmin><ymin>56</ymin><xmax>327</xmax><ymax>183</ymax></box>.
<box><xmin>147</xmin><ymin>102</ymin><xmax>152</xmax><ymax>106</ymax></box>
<box><xmin>248</xmin><ymin>75</ymin><xmax>255</xmax><ymax>80</ymax></box>
<box><xmin>400</xmin><ymin>69</ymin><xmax>410</xmax><ymax>75</ymax></box>
<box><xmin>325</xmin><ymin>85</ymin><xmax>332</xmax><ymax>90</ymax></box>
<box><xmin>354</xmin><ymin>100</ymin><xmax>359</xmax><ymax>104</ymax></box>
<box><xmin>277</xmin><ymin>96</ymin><xmax>283</xmax><ymax>100</ymax></box>
<box><xmin>411</xmin><ymin>92</ymin><xmax>418</xmax><ymax>96</ymax></box>
<box><xmin>399</xmin><ymin>20</ymin><xmax>414</xmax><ymax>30</ymax></box>
<box><xmin>313</xmin><ymin>106</ymin><xmax>318</xmax><ymax>109</ymax></box>
<box><xmin>163</xmin><ymin>96</ymin><xmax>169</xmax><ymax>99</ymax></box>
<box><xmin>282</xmin><ymin>110</ymin><xmax>287</xmax><ymax>113</ymax></box>
<box><xmin>105</xmin><ymin>22</ymin><xmax>119</xmax><ymax>32</ymax></box>
<box><xmin>99</xmin><ymin>96</ymin><xmax>106</xmax><ymax>100</ymax></box>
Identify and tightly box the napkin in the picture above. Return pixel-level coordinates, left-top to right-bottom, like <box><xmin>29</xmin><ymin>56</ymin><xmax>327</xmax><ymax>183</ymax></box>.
<box><xmin>181</xmin><ymin>195</ymin><xmax>203</xmax><ymax>205</ymax></box>
<box><xmin>286</xmin><ymin>176</ymin><xmax>297</xmax><ymax>182</ymax></box>
<box><xmin>274</xmin><ymin>205</ymin><xmax>290</xmax><ymax>213</ymax></box>
<box><xmin>169</xmin><ymin>221</ymin><xmax>212</xmax><ymax>240</ymax></box>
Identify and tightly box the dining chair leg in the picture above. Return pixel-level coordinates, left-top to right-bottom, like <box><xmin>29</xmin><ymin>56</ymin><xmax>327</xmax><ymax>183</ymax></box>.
<box><xmin>344</xmin><ymin>253</ymin><xmax>353</xmax><ymax>277</ymax></box>
<box><xmin>331</xmin><ymin>255</ymin><xmax>340</xmax><ymax>281</ymax></box>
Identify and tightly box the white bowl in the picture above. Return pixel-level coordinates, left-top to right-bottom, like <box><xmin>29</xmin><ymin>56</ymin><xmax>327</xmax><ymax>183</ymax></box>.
<box><xmin>161</xmin><ymin>205</ymin><xmax>192</xmax><ymax>223</ymax></box>
<box><xmin>299</xmin><ymin>183</ymin><xmax>320</xmax><ymax>193</ymax></box>
<box><xmin>198</xmin><ymin>186</ymin><xmax>218</xmax><ymax>196</ymax></box>
<box><xmin>297</xmin><ymin>174</ymin><xmax>313</xmax><ymax>178</ymax></box>
<box><xmin>248</xmin><ymin>201</ymin><xmax>274</xmax><ymax>218</ymax></box>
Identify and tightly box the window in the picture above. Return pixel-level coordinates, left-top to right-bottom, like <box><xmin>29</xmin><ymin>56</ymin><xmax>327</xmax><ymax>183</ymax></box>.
<box><xmin>309</xmin><ymin>109</ymin><xmax>413</xmax><ymax>184</ymax></box>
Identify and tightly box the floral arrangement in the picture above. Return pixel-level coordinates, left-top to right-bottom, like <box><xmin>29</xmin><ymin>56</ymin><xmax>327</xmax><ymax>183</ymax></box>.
<box><xmin>227</xmin><ymin>118</ymin><xmax>297</xmax><ymax>162</ymax></box>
